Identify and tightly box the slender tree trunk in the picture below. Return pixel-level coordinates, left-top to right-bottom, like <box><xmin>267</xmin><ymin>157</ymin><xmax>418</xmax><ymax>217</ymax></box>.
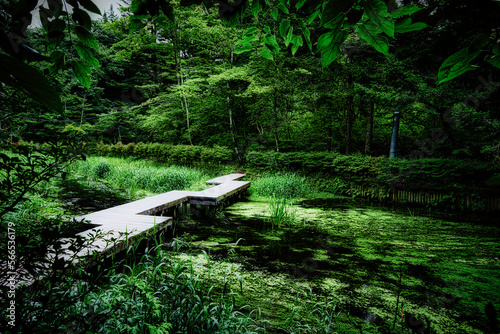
<box><xmin>228</xmin><ymin>48</ymin><xmax>238</xmax><ymax>155</ymax></box>
<box><xmin>344</xmin><ymin>66</ymin><xmax>355</xmax><ymax>155</ymax></box>
<box><xmin>175</xmin><ymin>25</ymin><xmax>192</xmax><ymax>145</ymax></box>
<box><xmin>80</xmin><ymin>93</ymin><xmax>86</xmax><ymax>127</ymax></box>
<box><xmin>365</xmin><ymin>99</ymin><xmax>374</xmax><ymax>155</ymax></box>
<box><xmin>179</xmin><ymin>68</ymin><xmax>192</xmax><ymax>145</ymax></box>
<box><xmin>345</xmin><ymin>93</ymin><xmax>353</xmax><ymax>155</ymax></box>
<box><xmin>273</xmin><ymin>87</ymin><xmax>279</xmax><ymax>152</ymax></box>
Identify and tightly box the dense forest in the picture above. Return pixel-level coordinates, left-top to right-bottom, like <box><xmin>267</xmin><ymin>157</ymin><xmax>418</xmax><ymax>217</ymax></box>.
<box><xmin>1</xmin><ymin>0</ymin><xmax>499</xmax><ymax>159</ymax></box>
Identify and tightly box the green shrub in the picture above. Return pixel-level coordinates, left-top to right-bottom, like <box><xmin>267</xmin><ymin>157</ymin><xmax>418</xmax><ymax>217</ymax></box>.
<box><xmin>90</xmin><ymin>142</ymin><xmax>234</xmax><ymax>167</ymax></box>
<box><xmin>245</xmin><ymin>151</ymin><xmax>498</xmax><ymax>191</ymax></box>
<box><xmin>134</xmin><ymin>142</ymin><xmax>147</xmax><ymax>158</ymax></box>
<box><xmin>123</xmin><ymin>142</ymin><xmax>136</xmax><ymax>156</ymax></box>
<box><xmin>92</xmin><ymin>160</ymin><xmax>112</xmax><ymax>180</ymax></box>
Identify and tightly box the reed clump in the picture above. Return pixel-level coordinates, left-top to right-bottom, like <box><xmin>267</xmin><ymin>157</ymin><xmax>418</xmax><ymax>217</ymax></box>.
<box><xmin>73</xmin><ymin>156</ymin><xmax>209</xmax><ymax>197</ymax></box>
<box><xmin>250</xmin><ymin>173</ymin><xmax>308</xmax><ymax>199</ymax></box>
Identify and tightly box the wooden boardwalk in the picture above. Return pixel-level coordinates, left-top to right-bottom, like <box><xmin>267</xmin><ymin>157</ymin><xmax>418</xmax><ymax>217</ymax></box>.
<box><xmin>74</xmin><ymin>173</ymin><xmax>249</xmax><ymax>256</ymax></box>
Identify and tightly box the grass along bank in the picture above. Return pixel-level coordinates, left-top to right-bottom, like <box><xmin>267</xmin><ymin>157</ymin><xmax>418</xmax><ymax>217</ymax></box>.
<box><xmin>70</xmin><ymin>156</ymin><xmax>226</xmax><ymax>200</ymax></box>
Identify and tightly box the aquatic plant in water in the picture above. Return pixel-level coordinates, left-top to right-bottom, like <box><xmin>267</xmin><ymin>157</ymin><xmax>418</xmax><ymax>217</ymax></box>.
<box><xmin>267</xmin><ymin>195</ymin><xmax>297</xmax><ymax>229</ymax></box>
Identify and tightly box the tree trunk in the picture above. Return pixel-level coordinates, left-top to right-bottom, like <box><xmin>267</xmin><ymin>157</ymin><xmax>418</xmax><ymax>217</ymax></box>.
<box><xmin>80</xmin><ymin>93</ymin><xmax>86</xmax><ymax>127</ymax></box>
<box><xmin>273</xmin><ymin>87</ymin><xmax>279</xmax><ymax>152</ymax></box>
<box><xmin>175</xmin><ymin>25</ymin><xmax>192</xmax><ymax>146</ymax></box>
<box><xmin>345</xmin><ymin>69</ymin><xmax>354</xmax><ymax>155</ymax></box>
<box><xmin>345</xmin><ymin>94</ymin><xmax>353</xmax><ymax>155</ymax></box>
<box><xmin>365</xmin><ymin>99</ymin><xmax>374</xmax><ymax>155</ymax></box>
<box><xmin>228</xmin><ymin>48</ymin><xmax>238</xmax><ymax>155</ymax></box>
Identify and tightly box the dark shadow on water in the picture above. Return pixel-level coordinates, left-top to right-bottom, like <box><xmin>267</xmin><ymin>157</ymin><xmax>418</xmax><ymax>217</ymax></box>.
<box><xmin>58</xmin><ymin>179</ymin><xmax>129</xmax><ymax>215</ymax></box>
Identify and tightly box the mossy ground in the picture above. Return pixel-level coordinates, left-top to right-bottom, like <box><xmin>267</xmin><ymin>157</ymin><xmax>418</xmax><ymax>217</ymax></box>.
<box><xmin>170</xmin><ymin>198</ymin><xmax>499</xmax><ymax>333</ymax></box>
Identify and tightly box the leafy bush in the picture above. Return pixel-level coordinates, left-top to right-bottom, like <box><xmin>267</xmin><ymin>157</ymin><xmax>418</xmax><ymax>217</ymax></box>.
<box><xmin>92</xmin><ymin>160</ymin><xmax>112</xmax><ymax>180</ymax></box>
<box><xmin>245</xmin><ymin>151</ymin><xmax>499</xmax><ymax>190</ymax></box>
<box><xmin>91</xmin><ymin>142</ymin><xmax>234</xmax><ymax>166</ymax></box>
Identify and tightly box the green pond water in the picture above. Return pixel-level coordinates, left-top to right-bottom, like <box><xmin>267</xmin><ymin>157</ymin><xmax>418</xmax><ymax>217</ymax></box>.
<box><xmin>170</xmin><ymin>198</ymin><xmax>500</xmax><ymax>333</ymax></box>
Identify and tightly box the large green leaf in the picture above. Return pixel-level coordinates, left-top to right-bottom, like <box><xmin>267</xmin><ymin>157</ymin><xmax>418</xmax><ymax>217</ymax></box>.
<box><xmin>234</xmin><ymin>42</ymin><xmax>253</xmax><ymax>54</ymax></box>
<box><xmin>390</xmin><ymin>4</ymin><xmax>423</xmax><ymax>18</ymax></box>
<box><xmin>395</xmin><ymin>18</ymin><xmax>428</xmax><ymax>33</ymax></box>
<box><xmin>318</xmin><ymin>30</ymin><xmax>347</xmax><ymax>67</ymax></box>
<box><xmin>131</xmin><ymin>0</ymin><xmax>142</xmax><ymax>12</ymax></box>
<box><xmin>285</xmin><ymin>26</ymin><xmax>293</xmax><ymax>47</ymax></box>
<box><xmin>279</xmin><ymin>19</ymin><xmax>291</xmax><ymax>40</ymax></box>
<box><xmin>323</xmin><ymin>12</ymin><xmax>345</xmax><ymax>29</ymax></box>
<box><xmin>321</xmin><ymin>0</ymin><xmax>353</xmax><ymax>27</ymax></box>
<box><xmin>75</xmin><ymin>26</ymin><xmax>99</xmax><ymax>49</ymax></box>
<box><xmin>364</xmin><ymin>0</ymin><xmax>394</xmax><ymax>38</ymax></box>
<box><xmin>264</xmin><ymin>34</ymin><xmax>280</xmax><ymax>54</ymax></box>
<box><xmin>0</xmin><ymin>54</ymin><xmax>62</xmax><ymax>112</ymax></box>
<box><xmin>245</xmin><ymin>27</ymin><xmax>258</xmax><ymax>36</ymax></box>
<box><xmin>295</xmin><ymin>0</ymin><xmax>307</xmax><ymax>10</ymax></box>
<box><xmin>71</xmin><ymin>60</ymin><xmax>91</xmax><ymax>88</ymax></box>
<box><xmin>260</xmin><ymin>48</ymin><xmax>274</xmax><ymax>60</ymax></box>
<box><xmin>74</xmin><ymin>42</ymin><xmax>99</xmax><ymax>68</ymax></box>
<box><xmin>271</xmin><ymin>8</ymin><xmax>279</xmax><ymax>19</ymax></box>
<box><xmin>487</xmin><ymin>56</ymin><xmax>500</xmax><ymax>69</ymax></box>
<box><xmin>77</xmin><ymin>0</ymin><xmax>102</xmax><ymax>15</ymax></box>
<box><xmin>308</xmin><ymin>9</ymin><xmax>320</xmax><ymax>24</ymax></box>
<box><xmin>252</xmin><ymin>0</ymin><xmax>261</xmax><ymax>17</ymax></box>
<box><xmin>277</xmin><ymin>3</ymin><xmax>289</xmax><ymax>14</ymax></box>
<box><xmin>356</xmin><ymin>24</ymin><xmax>389</xmax><ymax>55</ymax></box>
<box><xmin>291</xmin><ymin>35</ymin><xmax>303</xmax><ymax>55</ymax></box>
<box><xmin>438</xmin><ymin>48</ymin><xmax>481</xmax><ymax>84</ymax></box>
<box><xmin>72</xmin><ymin>9</ymin><xmax>92</xmax><ymax>30</ymax></box>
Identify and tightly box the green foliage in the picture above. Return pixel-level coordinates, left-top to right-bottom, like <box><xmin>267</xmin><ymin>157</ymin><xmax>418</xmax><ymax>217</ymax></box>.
<box><xmin>245</xmin><ymin>151</ymin><xmax>499</xmax><ymax>191</ymax></box>
<box><xmin>94</xmin><ymin>142</ymin><xmax>234</xmax><ymax>166</ymax></box>
<box><xmin>75</xmin><ymin>245</ymin><xmax>263</xmax><ymax>333</ymax></box>
<box><xmin>380</xmin><ymin>157</ymin><xmax>498</xmax><ymax>190</ymax></box>
<box><xmin>0</xmin><ymin>142</ymin><xmax>84</xmax><ymax>220</ymax></box>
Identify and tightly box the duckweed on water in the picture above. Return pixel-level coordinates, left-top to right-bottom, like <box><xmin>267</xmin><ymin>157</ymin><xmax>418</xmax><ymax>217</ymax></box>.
<box><xmin>173</xmin><ymin>199</ymin><xmax>499</xmax><ymax>333</ymax></box>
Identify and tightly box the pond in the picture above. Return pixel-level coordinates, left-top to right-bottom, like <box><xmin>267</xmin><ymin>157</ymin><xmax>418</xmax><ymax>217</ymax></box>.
<box><xmin>170</xmin><ymin>197</ymin><xmax>500</xmax><ymax>333</ymax></box>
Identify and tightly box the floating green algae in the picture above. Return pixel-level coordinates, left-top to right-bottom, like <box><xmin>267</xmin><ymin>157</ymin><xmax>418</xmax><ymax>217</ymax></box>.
<box><xmin>172</xmin><ymin>199</ymin><xmax>499</xmax><ymax>333</ymax></box>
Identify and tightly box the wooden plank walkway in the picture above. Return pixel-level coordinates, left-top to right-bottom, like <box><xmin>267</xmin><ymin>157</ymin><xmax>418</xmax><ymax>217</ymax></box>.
<box><xmin>0</xmin><ymin>173</ymin><xmax>249</xmax><ymax>289</ymax></box>
<box><xmin>74</xmin><ymin>173</ymin><xmax>249</xmax><ymax>256</ymax></box>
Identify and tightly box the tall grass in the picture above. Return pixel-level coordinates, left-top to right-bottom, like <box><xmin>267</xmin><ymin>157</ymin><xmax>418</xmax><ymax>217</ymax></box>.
<box><xmin>75</xmin><ymin>244</ymin><xmax>264</xmax><ymax>334</ymax></box>
<box><xmin>72</xmin><ymin>157</ymin><xmax>209</xmax><ymax>197</ymax></box>
<box><xmin>250</xmin><ymin>173</ymin><xmax>308</xmax><ymax>199</ymax></box>
<box><xmin>267</xmin><ymin>195</ymin><xmax>296</xmax><ymax>229</ymax></box>
<box><xmin>250</xmin><ymin>173</ymin><xmax>305</xmax><ymax>228</ymax></box>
